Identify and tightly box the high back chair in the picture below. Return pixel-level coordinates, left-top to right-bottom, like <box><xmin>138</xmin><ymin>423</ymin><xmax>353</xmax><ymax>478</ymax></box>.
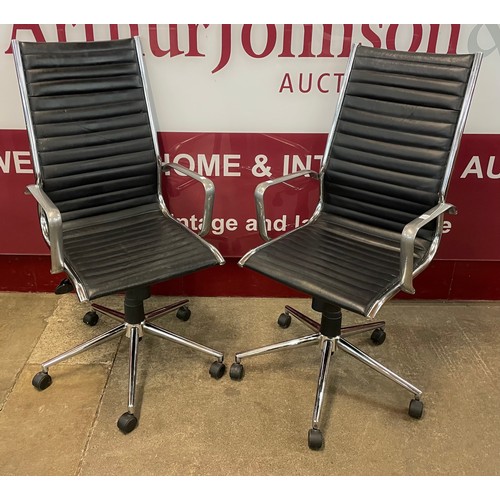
<box><xmin>13</xmin><ymin>36</ymin><xmax>226</xmax><ymax>433</ymax></box>
<box><xmin>230</xmin><ymin>45</ymin><xmax>482</xmax><ymax>450</ymax></box>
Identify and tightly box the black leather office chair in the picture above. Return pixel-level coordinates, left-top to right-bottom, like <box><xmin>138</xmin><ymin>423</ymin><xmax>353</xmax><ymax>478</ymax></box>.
<box><xmin>230</xmin><ymin>45</ymin><xmax>482</xmax><ymax>450</ymax></box>
<box><xmin>13</xmin><ymin>37</ymin><xmax>226</xmax><ymax>433</ymax></box>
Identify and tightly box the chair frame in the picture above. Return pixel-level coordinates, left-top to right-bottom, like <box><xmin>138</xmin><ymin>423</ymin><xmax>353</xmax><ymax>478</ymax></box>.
<box><xmin>233</xmin><ymin>45</ymin><xmax>482</xmax><ymax>450</ymax></box>
<box><xmin>13</xmin><ymin>36</ymin><xmax>226</xmax><ymax>433</ymax></box>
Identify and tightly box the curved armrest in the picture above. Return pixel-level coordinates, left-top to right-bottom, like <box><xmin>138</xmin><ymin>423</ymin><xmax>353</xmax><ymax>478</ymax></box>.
<box><xmin>255</xmin><ymin>170</ymin><xmax>320</xmax><ymax>241</ymax></box>
<box><xmin>162</xmin><ymin>162</ymin><xmax>215</xmax><ymax>237</ymax></box>
<box><xmin>400</xmin><ymin>202</ymin><xmax>457</xmax><ymax>294</ymax></box>
<box><xmin>26</xmin><ymin>184</ymin><xmax>64</xmax><ymax>274</ymax></box>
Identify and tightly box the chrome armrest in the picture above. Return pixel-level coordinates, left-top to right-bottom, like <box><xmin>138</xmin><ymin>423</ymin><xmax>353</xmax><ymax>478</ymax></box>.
<box><xmin>26</xmin><ymin>184</ymin><xmax>64</xmax><ymax>274</ymax></box>
<box><xmin>255</xmin><ymin>170</ymin><xmax>320</xmax><ymax>242</ymax></box>
<box><xmin>400</xmin><ymin>202</ymin><xmax>457</xmax><ymax>294</ymax></box>
<box><xmin>162</xmin><ymin>162</ymin><xmax>215</xmax><ymax>237</ymax></box>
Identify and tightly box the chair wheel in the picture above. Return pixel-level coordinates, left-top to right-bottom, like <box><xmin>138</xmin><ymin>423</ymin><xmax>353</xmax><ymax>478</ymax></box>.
<box><xmin>209</xmin><ymin>361</ymin><xmax>226</xmax><ymax>379</ymax></box>
<box><xmin>32</xmin><ymin>371</ymin><xmax>52</xmax><ymax>391</ymax></box>
<box><xmin>117</xmin><ymin>412</ymin><xmax>138</xmax><ymax>434</ymax></box>
<box><xmin>83</xmin><ymin>311</ymin><xmax>99</xmax><ymax>326</ymax></box>
<box><xmin>55</xmin><ymin>278</ymin><xmax>74</xmax><ymax>295</ymax></box>
<box><xmin>409</xmin><ymin>399</ymin><xmax>424</xmax><ymax>419</ymax></box>
<box><xmin>277</xmin><ymin>312</ymin><xmax>291</xmax><ymax>329</ymax></box>
<box><xmin>308</xmin><ymin>428</ymin><xmax>323</xmax><ymax>450</ymax></box>
<box><xmin>176</xmin><ymin>305</ymin><xmax>191</xmax><ymax>321</ymax></box>
<box><xmin>229</xmin><ymin>362</ymin><xmax>244</xmax><ymax>381</ymax></box>
<box><xmin>371</xmin><ymin>327</ymin><xmax>386</xmax><ymax>345</ymax></box>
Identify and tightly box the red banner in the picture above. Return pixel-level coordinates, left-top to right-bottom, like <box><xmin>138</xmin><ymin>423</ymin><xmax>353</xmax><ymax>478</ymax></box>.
<box><xmin>1</xmin><ymin>130</ymin><xmax>499</xmax><ymax>260</ymax></box>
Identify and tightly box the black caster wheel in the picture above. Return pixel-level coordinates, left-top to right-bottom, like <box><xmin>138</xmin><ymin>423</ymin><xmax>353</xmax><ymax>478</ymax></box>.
<box><xmin>409</xmin><ymin>399</ymin><xmax>424</xmax><ymax>419</ymax></box>
<box><xmin>83</xmin><ymin>311</ymin><xmax>99</xmax><ymax>327</ymax></box>
<box><xmin>229</xmin><ymin>362</ymin><xmax>244</xmax><ymax>381</ymax></box>
<box><xmin>209</xmin><ymin>361</ymin><xmax>226</xmax><ymax>379</ymax></box>
<box><xmin>371</xmin><ymin>327</ymin><xmax>386</xmax><ymax>345</ymax></box>
<box><xmin>308</xmin><ymin>428</ymin><xmax>323</xmax><ymax>450</ymax></box>
<box><xmin>117</xmin><ymin>412</ymin><xmax>138</xmax><ymax>434</ymax></box>
<box><xmin>176</xmin><ymin>305</ymin><xmax>191</xmax><ymax>322</ymax></box>
<box><xmin>32</xmin><ymin>371</ymin><xmax>52</xmax><ymax>391</ymax></box>
<box><xmin>277</xmin><ymin>312</ymin><xmax>292</xmax><ymax>329</ymax></box>
<box><xmin>55</xmin><ymin>278</ymin><xmax>74</xmax><ymax>295</ymax></box>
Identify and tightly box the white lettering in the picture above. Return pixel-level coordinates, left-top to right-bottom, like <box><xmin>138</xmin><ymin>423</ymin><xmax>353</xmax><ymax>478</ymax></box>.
<box><xmin>283</xmin><ymin>154</ymin><xmax>322</xmax><ymax>175</ymax></box>
<box><xmin>177</xmin><ymin>215</ymin><xmax>238</xmax><ymax>235</ymax></box>
<box><xmin>245</xmin><ymin>216</ymin><xmax>289</xmax><ymax>233</ymax></box>
<box><xmin>13</xmin><ymin>151</ymin><xmax>32</xmax><ymax>173</ymax></box>
<box><xmin>161</xmin><ymin>153</ymin><xmax>240</xmax><ymax>177</ymax></box>
<box><xmin>0</xmin><ymin>151</ymin><xmax>11</xmax><ymax>173</ymax></box>
<box><xmin>198</xmin><ymin>155</ymin><xmax>220</xmax><ymax>176</ymax></box>
<box><xmin>486</xmin><ymin>156</ymin><xmax>500</xmax><ymax>178</ymax></box>
<box><xmin>223</xmin><ymin>154</ymin><xmax>240</xmax><ymax>177</ymax></box>
<box><xmin>461</xmin><ymin>156</ymin><xmax>500</xmax><ymax>179</ymax></box>
<box><xmin>461</xmin><ymin>156</ymin><xmax>483</xmax><ymax>178</ymax></box>
<box><xmin>0</xmin><ymin>151</ymin><xmax>33</xmax><ymax>174</ymax></box>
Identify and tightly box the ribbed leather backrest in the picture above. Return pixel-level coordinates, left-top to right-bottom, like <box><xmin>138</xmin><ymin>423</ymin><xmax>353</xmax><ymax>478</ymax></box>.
<box><xmin>323</xmin><ymin>46</ymin><xmax>474</xmax><ymax>241</ymax></box>
<box><xmin>19</xmin><ymin>38</ymin><xmax>158</xmax><ymax>222</ymax></box>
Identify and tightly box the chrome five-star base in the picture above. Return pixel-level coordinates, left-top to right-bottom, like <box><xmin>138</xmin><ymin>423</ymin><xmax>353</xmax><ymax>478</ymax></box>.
<box><xmin>32</xmin><ymin>287</ymin><xmax>226</xmax><ymax>434</ymax></box>
<box><xmin>229</xmin><ymin>303</ymin><xmax>423</xmax><ymax>450</ymax></box>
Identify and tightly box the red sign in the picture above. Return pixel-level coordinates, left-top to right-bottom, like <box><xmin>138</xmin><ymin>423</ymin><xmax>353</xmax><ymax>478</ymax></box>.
<box><xmin>1</xmin><ymin>129</ymin><xmax>499</xmax><ymax>260</ymax></box>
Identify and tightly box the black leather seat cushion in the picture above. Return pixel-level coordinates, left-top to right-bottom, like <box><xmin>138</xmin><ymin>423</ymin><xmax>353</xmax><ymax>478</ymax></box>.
<box><xmin>62</xmin><ymin>204</ymin><xmax>220</xmax><ymax>300</ymax></box>
<box><xmin>242</xmin><ymin>212</ymin><xmax>430</xmax><ymax>316</ymax></box>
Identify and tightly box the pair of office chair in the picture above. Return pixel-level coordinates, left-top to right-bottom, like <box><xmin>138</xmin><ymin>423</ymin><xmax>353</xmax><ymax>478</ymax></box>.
<box><xmin>13</xmin><ymin>36</ymin><xmax>481</xmax><ymax>449</ymax></box>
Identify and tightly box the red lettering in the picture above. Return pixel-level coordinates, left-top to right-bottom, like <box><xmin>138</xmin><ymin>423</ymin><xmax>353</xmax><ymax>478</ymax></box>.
<box><xmin>318</xmin><ymin>25</ymin><xmax>335</xmax><ymax>57</ymax></box>
<box><xmin>56</xmin><ymin>24</ymin><xmax>67</xmax><ymax>42</ymax></box>
<box><xmin>317</xmin><ymin>73</ymin><xmax>329</xmax><ymax>93</ymax></box>
<box><xmin>427</xmin><ymin>24</ymin><xmax>461</xmax><ymax>54</ymax></box>
<box><xmin>387</xmin><ymin>24</ymin><xmax>423</xmax><ymax>52</ymax></box>
<box><xmin>85</xmin><ymin>25</ymin><xmax>95</xmax><ymax>42</ymax></box>
<box><xmin>278</xmin><ymin>24</ymin><xmax>294</xmax><ymax>57</ymax></box>
<box><xmin>186</xmin><ymin>24</ymin><xmax>209</xmax><ymax>56</ymax></box>
<box><xmin>279</xmin><ymin>73</ymin><xmax>293</xmax><ymax>93</ymax></box>
<box><xmin>447</xmin><ymin>24</ymin><xmax>461</xmax><ymax>54</ymax></box>
<box><xmin>55</xmin><ymin>24</ymin><xmax>97</xmax><ymax>42</ymax></box>
<box><xmin>298</xmin><ymin>25</ymin><xmax>314</xmax><ymax>58</ymax></box>
<box><xmin>212</xmin><ymin>24</ymin><xmax>232</xmax><ymax>73</ymax></box>
<box><xmin>299</xmin><ymin>73</ymin><xmax>312</xmax><ymax>93</ymax></box>
<box><xmin>149</xmin><ymin>24</ymin><xmax>183</xmax><ymax>57</ymax></box>
<box><xmin>334</xmin><ymin>73</ymin><xmax>344</xmax><ymax>93</ymax></box>
<box><xmin>242</xmin><ymin>24</ymin><xmax>277</xmax><ymax>58</ymax></box>
<box><xmin>362</xmin><ymin>24</ymin><xmax>383</xmax><ymax>48</ymax></box>
<box><xmin>338</xmin><ymin>25</ymin><xmax>354</xmax><ymax>57</ymax></box>
<box><xmin>427</xmin><ymin>24</ymin><xmax>440</xmax><ymax>53</ymax></box>
<box><xmin>109</xmin><ymin>25</ymin><xmax>139</xmax><ymax>40</ymax></box>
<box><xmin>6</xmin><ymin>24</ymin><xmax>46</xmax><ymax>54</ymax></box>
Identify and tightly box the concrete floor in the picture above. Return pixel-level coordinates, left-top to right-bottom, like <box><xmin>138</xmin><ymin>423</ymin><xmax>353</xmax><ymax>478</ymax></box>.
<box><xmin>0</xmin><ymin>291</ymin><xmax>499</xmax><ymax>476</ymax></box>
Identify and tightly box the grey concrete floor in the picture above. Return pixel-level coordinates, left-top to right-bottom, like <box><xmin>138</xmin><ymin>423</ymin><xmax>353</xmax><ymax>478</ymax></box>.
<box><xmin>0</xmin><ymin>291</ymin><xmax>499</xmax><ymax>476</ymax></box>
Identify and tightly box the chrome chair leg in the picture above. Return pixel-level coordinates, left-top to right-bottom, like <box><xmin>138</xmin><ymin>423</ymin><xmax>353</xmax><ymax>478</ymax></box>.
<box><xmin>308</xmin><ymin>337</ymin><xmax>335</xmax><ymax>450</ymax></box>
<box><xmin>336</xmin><ymin>337</ymin><xmax>422</xmax><ymax>398</ymax></box>
<box><xmin>143</xmin><ymin>323</ymin><xmax>226</xmax><ymax>378</ymax></box>
<box><xmin>230</xmin><ymin>333</ymin><xmax>321</xmax><ymax>381</ymax></box>
<box><xmin>40</xmin><ymin>323</ymin><xmax>127</xmax><ymax>373</ymax></box>
<box><xmin>117</xmin><ymin>324</ymin><xmax>141</xmax><ymax>434</ymax></box>
<box><xmin>31</xmin><ymin>323</ymin><xmax>127</xmax><ymax>395</ymax></box>
<box><xmin>235</xmin><ymin>332</ymin><xmax>321</xmax><ymax>363</ymax></box>
<box><xmin>340</xmin><ymin>320</ymin><xmax>386</xmax><ymax>339</ymax></box>
<box><xmin>284</xmin><ymin>305</ymin><xmax>320</xmax><ymax>332</ymax></box>
<box><xmin>145</xmin><ymin>299</ymin><xmax>190</xmax><ymax>321</ymax></box>
<box><xmin>91</xmin><ymin>303</ymin><xmax>125</xmax><ymax>322</ymax></box>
